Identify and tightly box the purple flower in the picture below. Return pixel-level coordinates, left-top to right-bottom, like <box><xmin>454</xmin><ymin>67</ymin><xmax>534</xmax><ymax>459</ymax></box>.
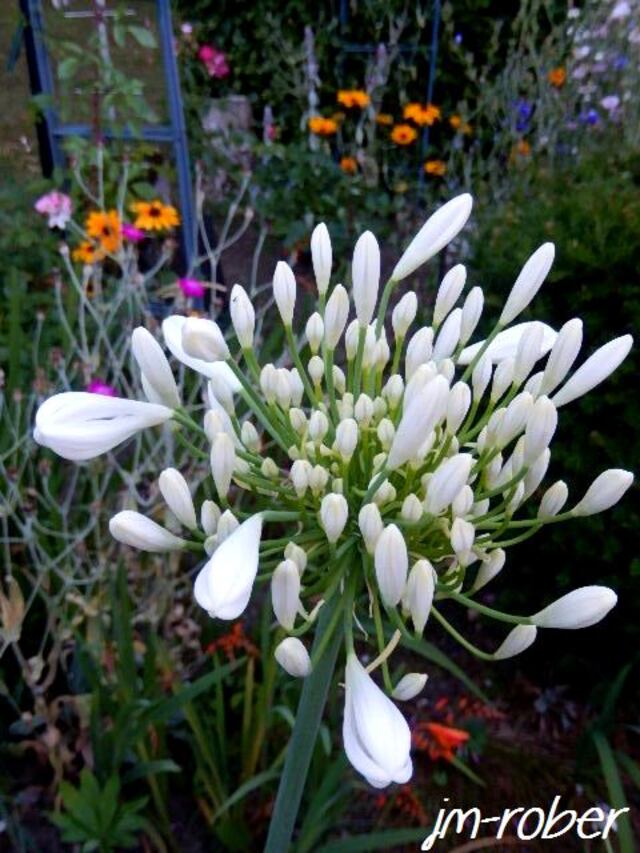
<box><xmin>613</xmin><ymin>55</ymin><xmax>628</xmax><ymax>70</ymax></box>
<box><xmin>579</xmin><ymin>109</ymin><xmax>600</xmax><ymax>125</ymax></box>
<box><xmin>454</xmin><ymin>32</ymin><xmax>463</xmax><ymax>45</ymax></box>
<box><xmin>122</xmin><ymin>223</ymin><xmax>146</xmax><ymax>243</ymax></box>
<box><xmin>178</xmin><ymin>277</ymin><xmax>206</xmax><ymax>298</ymax></box>
<box><xmin>34</xmin><ymin>191</ymin><xmax>72</xmax><ymax>229</ymax></box>
<box><xmin>601</xmin><ymin>95</ymin><xmax>620</xmax><ymax>112</ymax></box>
<box><xmin>515</xmin><ymin>100</ymin><xmax>533</xmax><ymax>132</ymax></box>
<box><xmin>87</xmin><ymin>379</ymin><xmax>117</xmax><ymax>397</ymax></box>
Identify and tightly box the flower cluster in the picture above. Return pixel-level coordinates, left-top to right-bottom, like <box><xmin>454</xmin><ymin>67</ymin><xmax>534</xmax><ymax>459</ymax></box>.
<box><xmin>34</xmin><ymin>194</ymin><xmax>634</xmax><ymax>788</ymax></box>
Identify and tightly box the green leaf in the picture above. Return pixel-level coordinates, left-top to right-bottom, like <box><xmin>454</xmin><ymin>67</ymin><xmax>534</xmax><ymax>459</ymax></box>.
<box><xmin>58</xmin><ymin>56</ymin><xmax>80</xmax><ymax>81</ymax></box>
<box><xmin>315</xmin><ymin>827</ymin><xmax>431</xmax><ymax>852</ymax></box>
<box><xmin>121</xmin><ymin>760</ymin><xmax>180</xmax><ymax>784</ymax></box>
<box><xmin>213</xmin><ymin>767</ymin><xmax>281</xmax><ymax>821</ymax></box>
<box><xmin>592</xmin><ymin>731</ymin><xmax>635</xmax><ymax>853</ymax></box>
<box><xmin>127</xmin><ymin>26</ymin><xmax>157</xmax><ymax>49</ymax></box>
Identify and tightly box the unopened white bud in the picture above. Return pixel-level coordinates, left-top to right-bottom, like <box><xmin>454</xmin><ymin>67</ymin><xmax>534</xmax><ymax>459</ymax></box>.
<box><xmin>358</xmin><ymin>503</ymin><xmax>383</xmax><ymax>554</ymax></box>
<box><xmin>352</xmin><ymin>230</ymin><xmax>380</xmax><ymax>325</ymax></box>
<box><xmin>309</xmin><ymin>410</ymin><xmax>329</xmax><ymax>443</ymax></box>
<box><xmin>446</xmin><ymin>382</ymin><xmax>472</xmax><ymax>434</ymax></box>
<box><xmin>513</xmin><ymin>321</ymin><xmax>545</xmax><ymax>386</ymax></box>
<box><xmin>531</xmin><ymin>586</ymin><xmax>617</xmax><ymax>629</ymax></box>
<box><xmin>452</xmin><ymin>485</ymin><xmax>474</xmax><ymax>517</ymax></box>
<box><xmin>131</xmin><ymin>327</ymin><xmax>180</xmax><ymax>408</ymax></box>
<box><xmin>439</xmin><ymin>358</ymin><xmax>455</xmax><ymax>383</ymax></box>
<box><xmin>308</xmin><ymin>355</ymin><xmax>324</xmax><ymax>385</ymax></box>
<box><xmin>433</xmin><ymin>264</ymin><xmax>466</xmax><ymax>327</ymax></box>
<box><xmin>374</xmin><ymin>524</ymin><xmax>409</xmax><ymax>606</ymax></box>
<box><xmin>319</xmin><ymin>493</ymin><xmax>349</xmax><ymax>543</ymax></box>
<box><xmin>308</xmin><ymin>465</ymin><xmax>330</xmax><ymax>495</ymax></box>
<box><xmin>273</xmin><ymin>261</ymin><xmax>297</xmax><ymax>326</ymax></box>
<box><xmin>424</xmin><ymin>453</ymin><xmax>473</xmax><ymax>515</ymax></box>
<box><xmin>539</xmin><ymin>318</ymin><xmax>583</xmax><ymax>395</ymax></box>
<box><xmin>361</xmin><ymin>325</ymin><xmax>377</xmax><ymax>368</ymax></box>
<box><xmin>403</xmin><ymin>362</ymin><xmax>438</xmax><ymax>412</ymax></box>
<box><xmin>345</xmin><ymin>319</ymin><xmax>360</xmax><ymax>361</ymax></box>
<box><xmin>496</xmin><ymin>392</ymin><xmax>533</xmax><ymax>449</ymax></box>
<box><xmin>383</xmin><ymin>374</ymin><xmax>404</xmax><ymax>408</ymax></box>
<box><xmin>290</xmin><ymin>459</ymin><xmax>311</xmax><ymax>496</ymax></box>
<box><xmin>392</xmin><ymin>672</ymin><xmax>428</xmax><ymax>701</ymax></box>
<box><xmin>241</xmin><ymin>420</ymin><xmax>260</xmax><ymax>452</ymax></box>
<box><xmin>311</xmin><ymin>222</ymin><xmax>332</xmax><ymax>295</ymax></box>
<box><xmin>388</xmin><ymin>376</ymin><xmax>449</xmax><ymax>469</ymax></box>
<box><xmin>200</xmin><ymin>500</ymin><xmax>221</xmax><ymax>536</ymax></box>
<box><xmin>392</xmin><ymin>292</ymin><xmax>418</xmax><ymax>340</ymax></box>
<box><xmin>523</xmin><ymin>396</ymin><xmax>557</xmax><ymax>464</ymax></box>
<box><xmin>260</xmin><ymin>364</ymin><xmax>278</xmax><ymax>403</ymax></box>
<box><xmin>261</xmin><ymin>457</ymin><xmax>279</xmax><ymax>479</ymax></box>
<box><xmin>214</xmin><ymin>509</ymin><xmax>239</xmax><ymax>544</ymax></box>
<box><xmin>377</xmin><ymin>418</ymin><xmax>395</xmax><ymax>450</ymax></box>
<box><xmin>572</xmin><ymin>469</ymin><xmax>633</xmax><ymax>517</ymax></box>
<box><xmin>209</xmin><ymin>374</ymin><xmax>235</xmax><ymax>415</ymax></box>
<box><xmin>451</xmin><ymin>517</ymin><xmax>475</xmax><ymax>562</ymax></box>
<box><xmin>405</xmin><ymin>327</ymin><xmax>434</xmax><ymax>380</ymax></box>
<box><xmin>354</xmin><ymin>393</ymin><xmax>374</xmax><ymax>426</ymax></box>
<box><xmin>290</xmin><ymin>369</ymin><xmax>304</xmax><ymax>406</ymax></box>
<box><xmin>524</xmin><ymin>371</ymin><xmax>544</xmax><ymax>397</ymax></box>
<box><xmin>472</xmin><ymin>549</ymin><xmax>506</xmax><ymax>591</ymax></box>
<box><xmin>306</xmin><ymin>312</ymin><xmax>324</xmax><ymax>354</ymax></box>
<box><xmin>271</xmin><ymin>559</ymin><xmax>301</xmax><ymax>630</ymax></box>
<box><xmin>523</xmin><ymin>449</ymin><xmax>551</xmax><ymax>500</ymax></box>
<box><xmin>373</xmin><ymin>396</ymin><xmax>387</xmax><ymax>420</ymax></box>
<box><xmin>405</xmin><ymin>559</ymin><xmax>435</xmax><ymax>633</ymax></box>
<box><xmin>211</xmin><ymin>432</ymin><xmax>235</xmax><ymax>498</ymax></box>
<box><xmin>374</xmin><ymin>335</ymin><xmax>390</xmax><ymax>370</ymax></box>
<box><xmin>552</xmin><ymin>334</ymin><xmax>633</xmax><ymax>408</ymax></box>
<box><xmin>182</xmin><ymin>317</ymin><xmax>229</xmax><ymax>361</ymax></box>
<box><xmin>472</xmin><ymin>354</ymin><xmax>492</xmax><ymax>401</ymax></box>
<box><xmin>338</xmin><ymin>392</ymin><xmax>354</xmax><ymax>419</ymax></box>
<box><xmin>229</xmin><ymin>284</ymin><xmax>255</xmax><ymax>348</ymax></box>
<box><xmin>433</xmin><ymin>308</ymin><xmax>462</xmax><ymax>361</ymax></box>
<box><xmin>275</xmin><ymin>637</ymin><xmax>312</xmax><ymax>677</ymax></box>
<box><xmin>109</xmin><ymin>511</ymin><xmax>186</xmax><ymax>552</ymax></box>
<box><xmin>335</xmin><ymin>418</ymin><xmax>358</xmax><ymax>460</ymax></box>
<box><xmin>324</xmin><ymin>284</ymin><xmax>350</xmax><ymax>349</ymax></box>
<box><xmin>493</xmin><ymin>625</ymin><xmax>537</xmax><ymax>660</ymax></box>
<box><xmin>274</xmin><ymin>368</ymin><xmax>292</xmax><ymax>409</ymax></box>
<box><xmin>499</xmin><ymin>243</ymin><xmax>555</xmax><ymax>325</ymax></box>
<box><xmin>289</xmin><ymin>407</ymin><xmax>308</xmax><ymax>434</ymax></box>
<box><xmin>285</xmin><ymin>542</ymin><xmax>308</xmax><ymax>575</ymax></box>
<box><xmin>401</xmin><ymin>494</ymin><xmax>423</xmax><ymax>522</ymax></box>
<box><xmin>491</xmin><ymin>357</ymin><xmax>515</xmax><ymax>402</ymax></box>
<box><xmin>373</xmin><ymin>479</ymin><xmax>396</xmax><ymax>506</ymax></box>
<box><xmin>538</xmin><ymin>481</ymin><xmax>569</xmax><ymax>518</ymax></box>
<box><xmin>158</xmin><ymin>468</ymin><xmax>196</xmax><ymax>529</ymax></box>
<box><xmin>460</xmin><ymin>286</ymin><xmax>484</xmax><ymax>345</ymax></box>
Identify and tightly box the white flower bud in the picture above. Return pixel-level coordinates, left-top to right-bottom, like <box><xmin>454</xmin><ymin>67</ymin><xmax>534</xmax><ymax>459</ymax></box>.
<box><xmin>361</xmin><ymin>325</ymin><xmax>377</xmax><ymax>368</ymax></box>
<box><xmin>290</xmin><ymin>459</ymin><xmax>311</xmax><ymax>496</ymax></box>
<box><xmin>524</xmin><ymin>371</ymin><xmax>544</xmax><ymax>397</ymax></box>
<box><xmin>182</xmin><ymin>317</ymin><xmax>229</xmax><ymax>361</ymax></box>
<box><xmin>539</xmin><ymin>318</ymin><xmax>583</xmax><ymax>395</ymax></box>
<box><xmin>401</xmin><ymin>494</ymin><xmax>423</xmax><ymax>522</ymax></box>
<box><xmin>320</xmin><ymin>493</ymin><xmax>349</xmax><ymax>543</ymax></box>
<box><xmin>472</xmin><ymin>354</ymin><xmax>492</xmax><ymax>401</ymax></box>
<box><xmin>507</xmin><ymin>481</ymin><xmax>525</xmax><ymax>513</ymax></box>
<box><xmin>358</xmin><ymin>503</ymin><xmax>383</xmax><ymax>554</ymax></box>
<box><xmin>513</xmin><ymin>321</ymin><xmax>545</xmax><ymax>386</ymax></box>
<box><xmin>392</xmin><ymin>292</ymin><xmax>418</xmax><ymax>340</ymax></box>
<box><xmin>344</xmin><ymin>319</ymin><xmax>360</xmax><ymax>361</ymax></box>
<box><xmin>209</xmin><ymin>374</ymin><xmax>235</xmax><ymax>415</ymax></box>
<box><xmin>376</xmin><ymin>417</ymin><xmax>395</xmax><ymax>450</ymax></box>
<box><xmin>446</xmin><ymin>382</ymin><xmax>472</xmax><ymax>434</ymax></box>
<box><xmin>493</xmin><ymin>625</ymin><xmax>537</xmax><ymax>660</ymax></box>
<box><xmin>273</xmin><ymin>260</ymin><xmax>297</xmax><ymax>326</ymax></box>
<box><xmin>271</xmin><ymin>559</ymin><xmax>301</xmax><ymax>630</ymax></box>
<box><xmin>424</xmin><ymin>453</ymin><xmax>473</xmax><ymax>515</ymax></box>
<box><xmin>158</xmin><ymin>468</ymin><xmax>196</xmax><ymax>529</ymax></box>
<box><xmin>354</xmin><ymin>393</ymin><xmax>374</xmax><ymax>425</ymax></box>
<box><xmin>260</xmin><ymin>363</ymin><xmax>278</xmax><ymax>403</ymax></box>
<box><xmin>373</xmin><ymin>395</ymin><xmax>387</xmax><ymax>419</ymax></box>
<box><xmin>450</xmin><ymin>517</ymin><xmax>475</xmax><ymax>562</ymax></box>
<box><xmin>405</xmin><ymin>559</ymin><xmax>435</xmax><ymax>633</ymax></box>
<box><xmin>335</xmin><ymin>418</ymin><xmax>358</xmax><ymax>460</ymax></box>
<box><xmin>289</xmin><ymin>407</ymin><xmax>308</xmax><ymax>434</ymax></box>
<box><xmin>374</xmin><ymin>335</ymin><xmax>391</xmax><ymax>371</ymax></box>
<box><xmin>211</xmin><ymin>432</ymin><xmax>235</xmax><ymax>498</ymax></box>
<box><xmin>388</xmin><ymin>376</ymin><xmax>449</xmax><ymax>469</ymax></box>
<box><xmin>274</xmin><ymin>368</ymin><xmax>293</xmax><ymax>409</ymax></box>
<box><xmin>383</xmin><ymin>374</ymin><xmax>404</xmax><ymax>408</ymax></box>
<box><xmin>261</xmin><ymin>457</ymin><xmax>279</xmax><ymax>479</ymax></box>
<box><xmin>285</xmin><ymin>542</ymin><xmax>308</xmax><ymax>575</ymax></box>
<box><xmin>308</xmin><ymin>355</ymin><xmax>324</xmax><ymax>385</ymax></box>
<box><xmin>392</xmin><ymin>195</ymin><xmax>473</xmax><ymax>282</ymax></box>
<box><xmin>217</xmin><ymin>510</ymin><xmax>239</xmax><ymax>543</ymax></box>
<box><xmin>433</xmin><ymin>308</ymin><xmax>462</xmax><ymax>362</ymax></box>
<box><xmin>403</xmin><ymin>362</ymin><xmax>438</xmax><ymax>412</ymax></box>
<box><xmin>392</xmin><ymin>672</ymin><xmax>428</xmax><ymax>701</ymax></box>
<box><xmin>405</xmin><ymin>327</ymin><xmax>434</xmax><ymax>380</ymax></box>
<box><xmin>499</xmin><ymin>243</ymin><xmax>555</xmax><ymax>325</ymax></box>
<box><xmin>305</xmin><ymin>312</ymin><xmax>324</xmax><ymax>354</ymax></box>
<box><xmin>496</xmin><ymin>392</ymin><xmax>533</xmax><ymax>449</ymax></box>
<box><xmin>531</xmin><ymin>586</ymin><xmax>617</xmax><ymax>629</ymax></box>
<box><xmin>373</xmin><ymin>479</ymin><xmax>396</xmax><ymax>506</ymax></box>
<box><xmin>433</xmin><ymin>264</ymin><xmax>466</xmax><ymax>327</ymax></box>
<box><xmin>452</xmin><ymin>485</ymin><xmax>474</xmax><ymax>517</ymax></box>
<box><xmin>491</xmin><ymin>357</ymin><xmax>515</xmax><ymax>402</ymax></box>
<box><xmin>324</xmin><ymin>284</ymin><xmax>350</xmax><ymax>349</ymax></box>
<box><xmin>374</xmin><ymin>524</ymin><xmax>409</xmax><ymax>606</ymax></box>
<box><xmin>289</xmin><ymin>368</ymin><xmax>304</xmax><ymax>407</ymax></box>
<box><xmin>552</xmin><ymin>334</ymin><xmax>633</xmax><ymax>408</ymax></box>
<box><xmin>275</xmin><ymin>637</ymin><xmax>312</xmax><ymax>677</ymax></box>
<box><xmin>523</xmin><ymin>396</ymin><xmax>557</xmax><ymax>464</ymax></box>
<box><xmin>229</xmin><ymin>284</ymin><xmax>255</xmax><ymax>348</ymax></box>
<box><xmin>352</xmin><ymin>230</ymin><xmax>380</xmax><ymax>325</ymax></box>
<box><xmin>200</xmin><ymin>500</ymin><xmax>221</xmax><ymax>536</ymax></box>
<box><xmin>460</xmin><ymin>321</ymin><xmax>557</xmax><ymax>367</ymax></box>
<box><xmin>330</xmin><ymin>366</ymin><xmax>345</xmax><ymax>396</ymax></box>
<box><xmin>472</xmin><ymin>498</ymin><xmax>490</xmax><ymax>517</ymax></box>
<box><xmin>309</xmin><ymin>465</ymin><xmax>330</xmax><ymax>495</ymax></box>
<box><xmin>109</xmin><ymin>511</ymin><xmax>186</xmax><ymax>552</ymax></box>
<box><xmin>131</xmin><ymin>327</ymin><xmax>180</xmax><ymax>408</ymax></box>
<box><xmin>572</xmin><ymin>469</ymin><xmax>633</xmax><ymax>516</ymax></box>
<box><xmin>460</xmin><ymin>286</ymin><xmax>484</xmax><ymax>345</ymax></box>
<box><xmin>538</xmin><ymin>481</ymin><xmax>569</xmax><ymax>518</ymax></box>
<box><xmin>241</xmin><ymin>420</ymin><xmax>260</xmax><ymax>452</ymax></box>
<box><xmin>311</xmin><ymin>222</ymin><xmax>332</xmax><ymax>295</ymax></box>
<box><xmin>308</xmin><ymin>410</ymin><xmax>329</xmax><ymax>443</ymax></box>
<box><xmin>472</xmin><ymin>549</ymin><xmax>506</xmax><ymax>591</ymax></box>
<box><xmin>338</xmin><ymin>392</ymin><xmax>354</xmax><ymax>419</ymax></box>
<box><xmin>522</xmin><ymin>448</ymin><xmax>551</xmax><ymax>500</ymax></box>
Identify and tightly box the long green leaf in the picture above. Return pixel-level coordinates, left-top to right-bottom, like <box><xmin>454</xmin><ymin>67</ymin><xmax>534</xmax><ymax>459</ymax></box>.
<box><xmin>315</xmin><ymin>827</ymin><xmax>431</xmax><ymax>852</ymax></box>
<box><xmin>212</xmin><ymin>767</ymin><xmax>280</xmax><ymax>821</ymax></box>
<box><xmin>593</xmin><ymin>731</ymin><xmax>634</xmax><ymax>853</ymax></box>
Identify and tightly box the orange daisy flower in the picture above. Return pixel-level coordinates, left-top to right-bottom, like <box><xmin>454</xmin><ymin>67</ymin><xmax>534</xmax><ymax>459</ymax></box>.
<box><xmin>340</xmin><ymin>156</ymin><xmax>358</xmax><ymax>174</ymax></box>
<box><xmin>308</xmin><ymin>116</ymin><xmax>338</xmax><ymax>136</ymax></box>
<box><xmin>449</xmin><ymin>114</ymin><xmax>473</xmax><ymax>135</ymax></box>
<box><xmin>337</xmin><ymin>89</ymin><xmax>370</xmax><ymax>109</ymax></box>
<box><xmin>403</xmin><ymin>102</ymin><xmax>441</xmax><ymax>126</ymax></box>
<box><xmin>390</xmin><ymin>123</ymin><xmax>418</xmax><ymax>145</ymax></box>
<box><xmin>85</xmin><ymin>209</ymin><xmax>122</xmax><ymax>254</ymax></box>
<box><xmin>375</xmin><ymin>112</ymin><xmax>394</xmax><ymax>126</ymax></box>
<box><xmin>130</xmin><ymin>200</ymin><xmax>180</xmax><ymax>232</ymax></box>
<box><xmin>413</xmin><ymin>721</ymin><xmax>470</xmax><ymax>761</ymax></box>
<box><xmin>72</xmin><ymin>241</ymin><xmax>104</xmax><ymax>264</ymax></box>
<box><xmin>548</xmin><ymin>66</ymin><xmax>566</xmax><ymax>88</ymax></box>
<box><xmin>424</xmin><ymin>159</ymin><xmax>447</xmax><ymax>176</ymax></box>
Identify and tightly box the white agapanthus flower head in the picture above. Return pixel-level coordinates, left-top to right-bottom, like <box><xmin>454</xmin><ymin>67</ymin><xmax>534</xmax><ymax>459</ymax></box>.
<box><xmin>34</xmin><ymin>193</ymin><xmax>634</xmax><ymax>788</ymax></box>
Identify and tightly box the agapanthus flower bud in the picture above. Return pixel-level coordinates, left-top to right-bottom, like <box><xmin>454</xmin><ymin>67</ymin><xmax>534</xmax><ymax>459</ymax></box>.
<box><xmin>433</xmin><ymin>308</ymin><xmax>462</xmax><ymax>362</ymax></box>
<box><xmin>131</xmin><ymin>327</ymin><xmax>180</xmax><ymax>408</ymax></box>
<box><xmin>459</xmin><ymin>321</ymin><xmax>557</xmax><ymax>367</ymax></box>
<box><xmin>493</xmin><ymin>625</ymin><xmax>537</xmax><ymax>660</ymax></box>
<box><xmin>201</xmin><ymin>500</ymin><xmax>221</xmax><ymax>536</ymax></box>
<box><xmin>308</xmin><ymin>410</ymin><xmax>329</xmax><ymax>442</ymax></box>
<box><xmin>305</xmin><ymin>312</ymin><xmax>324</xmax><ymax>354</ymax></box>
<box><xmin>354</xmin><ymin>393</ymin><xmax>374</xmax><ymax>425</ymax></box>
<box><xmin>215</xmin><ymin>508</ymin><xmax>239</xmax><ymax>543</ymax></box>
<box><xmin>335</xmin><ymin>418</ymin><xmax>358</xmax><ymax>460</ymax></box>
<box><xmin>403</xmin><ymin>362</ymin><xmax>438</xmax><ymax>412</ymax></box>
<box><xmin>211</xmin><ymin>432</ymin><xmax>235</xmax><ymax>498</ymax></box>
<box><xmin>496</xmin><ymin>392</ymin><xmax>533</xmax><ymax>449</ymax></box>
<box><xmin>531</xmin><ymin>586</ymin><xmax>617</xmax><ymax>629</ymax></box>
<box><xmin>358</xmin><ymin>503</ymin><xmax>383</xmax><ymax>554</ymax></box>
<box><xmin>162</xmin><ymin>315</ymin><xmax>240</xmax><ymax>389</ymax></box>
<box><xmin>324</xmin><ymin>284</ymin><xmax>350</xmax><ymax>349</ymax></box>
<box><xmin>538</xmin><ymin>481</ymin><xmax>569</xmax><ymax>518</ymax></box>
<box><xmin>109</xmin><ymin>511</ymin><xmax>186</xmax><ymax>552</ymax></box>
<box><xmin>308</xmin><ymin>355</ymin><xmax>324</xmax><ymax>385</ymax></box>
<box><xmin>460</xmin><ymin>286</ymin><xmax>484</xmax><ymax>345</ymax></box>
<box><xmin>450</xmin><ymin>517</ymin><xmax>475</xmax><ymax>560</ymax></box>
<box><xmin>240</xmin><ymin>420</ymin><xmax>260</xmax><ymax>452</ymax></box>
<box><xmin>271</xmin><ymin>559</ymin><xmax>302</xmax><ymax>630</ymax></box>
<box><xmin>452</xmin><ymin>485</ymin><xmax>474</xmax><ymax>517</ymax></box>
<box><xmin>209</xmin><ymin>373</ymin><xmax>235</xmax><ymax>415</ymax></box>
<box><xmin>311</xmin><ymin>222</ymin><xmax>332</xmax><ymax>295</ymax></box>
<box><xmin>539</xmin><ymin>318</ymin><xmax>583</xmax><ymax>395</ymax></box>
<box><xmin>182</xmin><ymin>317</ymin><xmax>229</xmax><ymax>361</ymax></box>
<box><xmin>352</xmin><ymin>230</ymin><xmax>380</xmax><ymax>325</ymax></box>
<box><xmin>424</xmin><ymin>453</ymin><xmax>473</xmax><ymax>515</ymax></box>
<box><xmin>344</xmin><ymin>320</ymin><xmax>360</xmax><ymax>361</ymax></box>
<box><xmin>290</xmin><ymin>459</ymin><xmax>311</xmax><ymax>496</ymax></box>
<box><xmin>374</xmin><ymin>524</ymin><xmax>408</xmax><ymax>606</ymax></box>
<box><xmin>405</xmin><ymin>559</ymin><xmax>435</xmax><ymax>633</ymax></box>
<box><xmin>261</xmin><ymin>457</ymin><xmax>279</xmax><ymax>479</ymax></box>
<box><xmin>285</xmin><ymin>542</ymin><xmax>308</xmax><ymax>575</ymax></box>
<box><xmin>319</xmin><ymin>493</ymin><xmax>348</xmax><ymax>543</ymax></box>
<box><xmin>446</xmin><ymin>382</ymin><xmax>472</xmax><ymax>434</ymax></box>
<box><xmin>308</xmin><ymin>465</ymin><xmax>330</xmax><ymax>495</ymax></box>
<box><xmin>401</xmin><ymin>494</ymin><xmax>423</xmax><ymax>522</ymax></box>
<box><xmin>523</xmin><ymin>448</ymin><xmax>551</xmax><ymax>500</ymax></box>
<box><xmin>373</xmin><ymin>395</ymin><xmax>387</xmax><ymax>419</ymax></box>
<box><xmin>273</xmin><ymin>261</ymin><xmax>297</xmax><ymax>326</ymax></box>
<box><xmin>158</xmin><ymin>467</ymin><xmax>197</xmax><ymax>529</ymax></box>
<box><xmin>433</xmin><ymin>265</ymin><xmax>466</xmax><ymax>328</ymax></box>
<box><xmin>571</xmin><ymin>469</ymin><xmax>634</xmax><ymax>516</ymax></box>
<box><xmin>388</xmin><ymin>376</ymin><xmax>449</xmax><ymax>469</ymax></box>
<box><xmin>523</xmin><ymin>396</ymin><xmax>557</xmax><ymax>464</ymax></box>
<box><xmin>392</xmin><ymin>292</ymin><xmax>418</xmax><ymax>340</ymax></box>
<box><xmin>499</xmin><ymin>243</ymin><xmax>555</xmax><ymax>326</ymax></box>
<box><xmin>274</xmin><ymin>369</ymin><xmax>293</xmax><ymax>409</ymax></box>
<box><xmin>275</xmin><ymin>637</ymin><xmax>312</xmax><ymax>677</ymax></box>
<box><xmin>373</xmin><ymin>335</ymin><xmax>390</xmax><ymax>370</ymax></box>
<box><xmin>343</xmin><ymin>653</ymin><xmax>412</xmax><ymax>787</ymax></box>
<box><xmin>289</xmin><ymin>408</ymin><xmax>308</xmax><ymax>434</ymax></box>
<box><xmin>491</xmin><ymin>357</ymin><xmax>515</xmax><ymax>402</ymax></box>
<box><xmin>472</xmin><ymin>354</ymin><xmax>492</xmax><ymax>401</ymax></box>
<box><xmin>552</xmin><ymin>335</ymin><xmax>633</xmax><ymax>408</ymax></box>
<box><xmin>229</xmin><ymin>283</ymin><xmax>255</xmax><ymax>348</ymax></box>
<box><xmin>289</xmin><ymin>368</ymin><xmax>304</xmax><ymax>407</ymax></box>
<box><xmin>383</xmin><ymin>374</ymin><xmax>404</xmax><ymax>408</ymax></box>
<box><xmin>472</xmin><ymin>549</ymin><xmax>506</xmax><ymax>591</ymax></box>
<box><xmin>391</xmin><ymin>194</ymin><xmax>472</xmax><ymax>282</ymax></box>
<box><xmin>392</xmin><ymin>672</ymin><xmax>428</xmax><ymax>701</ymax></box>
<box><xmin>376</xmin><ymin>417</ymin><xmax>395</xmax><ymax>450</ymax></box>
<box><xmin>524</xmin><ymin>371</ymin><xmax>544</xmax><ymax>397</ymax></box>
<box><xmin>513</xmin><ymin>321</ymin><xmax>545</xmax><ymax>386</ymax></box>
<box><xmin>405</xmin><ymin>327</ymin><xmax>434</xmax><ymax>380</ymax></box>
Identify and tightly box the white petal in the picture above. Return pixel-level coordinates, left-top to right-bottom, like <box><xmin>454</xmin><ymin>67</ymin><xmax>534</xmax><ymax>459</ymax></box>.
<box><xmin>458</xmin><ymin>322</ymin><xmax>557</xmax><ymax>366</ymax></box>
<box><xmin>162</xmin><ymin>315</ymin><xmax>240</xmax><ymax>391</ymax></box>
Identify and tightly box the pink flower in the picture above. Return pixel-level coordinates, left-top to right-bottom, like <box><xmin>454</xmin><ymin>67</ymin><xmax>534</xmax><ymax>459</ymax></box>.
<box><xmin>178</xmin><ymin>277</ymin><xmax>206</xmax><ymax>298</ymax></box>
<box><xmin>181</xmin><ymin>22</ymin><xmax>193</xmax><ymax>36</ymax></box>
<box><xmin>35</xmin><ymin>191</ymin><xmax>72</xmax><ymax>229</ymax></box>
<box><xmin>198</xmin><ymin>44</ymin><xmax>230</xmax><ymax>78</ymax></box>
<box><xmin>87</xmin><ymin>379</ymin><xmax>117</xmax><ymax>397</ymax></box>
<box><xmin>122</xmin><ymin>223</ymin><xmax>146</xmax><ymax>243</ymax></box>
<box><xmin>198</xmin><ymin>44</ymin><xmax>215</xmax><ymax>62</ymax></box>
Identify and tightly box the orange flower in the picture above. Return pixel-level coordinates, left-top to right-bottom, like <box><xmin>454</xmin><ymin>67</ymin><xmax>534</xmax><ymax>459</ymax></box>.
<box><xmin>72</xmin><ymin>241</ymin><xmax>104</xmax><ymax>264</ymax></box>
<box><xmin>308</xmin><ymin>116</ymin><xmax>338</xmax><ymax>136</ymax></box>
<box><xmin>131</xmin><ymin>200</ymin><xmax>180</xmax><ymax>231</ymax></box>
<box><xmin>449</xmin><ymin>114</ymin><xmax>473</xmax><ymax>135</ymax></box>
<box><xmin>337</xmin><ymin>89</ymin><xmax>370</xmax><ymax>109</ymax></box>
<box><xmin>424</xmin><ymin>159</ymin><xmax>447</xmax><ymax>176</ymax></box>
<box><xmin>515</xmin><ymin>139</ymin><xmax>531</xmax><ymax>157</ymax></box>
<box><xmin>413</xmin><ymin>721</ymin><xmax>470</xmax><ymax>761</ymax></box>
<box><xmin>390</xmin><ymin>123</ymin><xmax>418</xmax><ymax>145</ymax></box>
<box><xmin>375</xmin><ymin>112</ymin><xmax>394</xmax><ymax>126</ymax></box>
<box><xmin>548</xmin><ymin>66</ymin><xmax>566</xmax><ymax>88</ymax></box>
<box><xmin>206</xmin><ymin>622</ymin><xmax>259</xmax><ymax>660</ymax></box>
<box><xmin>403</xmin><ymin>102</ymin><xmax>441</xmax><ymax>126</ymax></box>
<box><xmin>340</xmin><ymin>156</ymin><xmax>358</xmax><ymax>174</ymax></box>
<box><xmin>86</xmin><ymin>209</ymin><xmax>122</xmax><ymax>254</ymax></box>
